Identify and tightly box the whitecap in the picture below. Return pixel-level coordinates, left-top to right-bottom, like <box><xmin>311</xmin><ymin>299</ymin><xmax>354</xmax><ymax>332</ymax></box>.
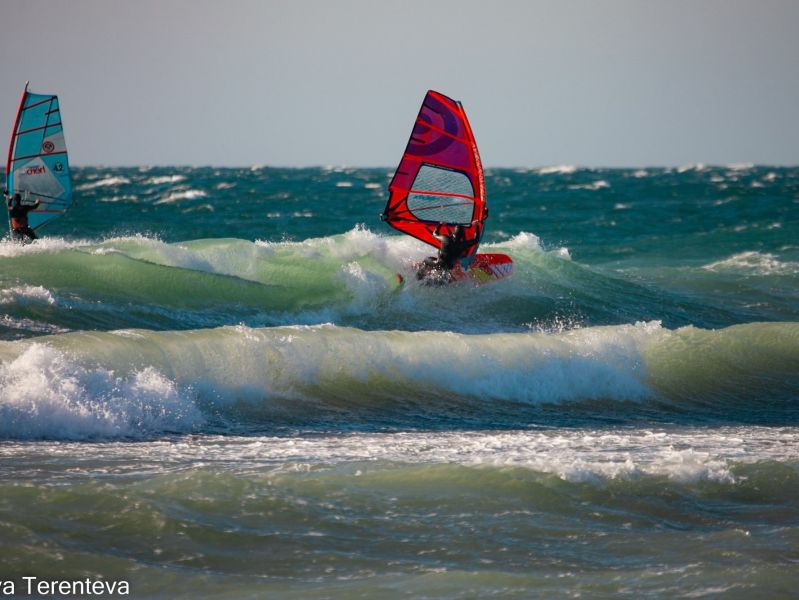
<box><xmin>154</xmin><ymin>189</ymin><xmax>208</xmax><ymax>204</ymax></box>
<box><xmin>144</xmin><ymin>175</ymin><xmax>186</xmax><ymax>185</ymax></box>
<box><xmin>0</xmin><ymin>344</ymin><xmax>204</xmax><ymax>439</ymax></box>
<box><xmin>535</xmin><ymin>165</ymin><xmax>578</xmax><ymax>175</ymax></box>
<box><xmin>0</xmin><ymin>285</ymin><xmax>56</xmax><ymax>305</ymax></box>
<box><xmin>702</xmin><ymin>251</ymin><xmax>798</xmax><ymax>275</ymax></box>
<box><xmin>76</xmin><ymin>176</ymin><xmax>131</xmax><ymax>190</ymax></box>
<box><xmin>569</xmin><ymin>180</ymin><xmax>609</xmax><ymax>191</ymax></box>
<box><xmin>725</xmin><ymin>162</ymin><xmax>754</xmax><ymax>171</ymax></box>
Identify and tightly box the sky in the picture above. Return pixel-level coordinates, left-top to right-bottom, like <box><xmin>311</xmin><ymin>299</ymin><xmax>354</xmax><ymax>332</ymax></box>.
<box><xmin>1</xmin><ymin>0</ymin><xmax>798</xmax><ymax>167</ymax></box>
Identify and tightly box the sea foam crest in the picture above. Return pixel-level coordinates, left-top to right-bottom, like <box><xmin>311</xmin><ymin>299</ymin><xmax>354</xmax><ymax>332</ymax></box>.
<box><xmin>155</xmin><ymin>189</ymin><xmax>208</xmax><ymax>204</ymax></box>
<box><xmin>0</xmin><ymin>344</ymin><xmax>203</xmax><ymax>439</ymax></box>
<box><xmin>702</xmin><ymin>251</ymin><xmax>798</xmax><ymax>275</ymax></box>
<box><xmin>535</xmin><ymin>165</ymin><xmax>578</xmax><ymax>175</ymax></box>
<box><xmin>491</xmin><ymin>231</ymin><xmax>570</xmax><ymax>259</ymax></box>
<box><xmin>144</xmin><ymin>175</ymin><xmax>186</xmax><ymax>185</ymax></box>
<box><xmin>569</xmin><ymin>180</ymin><xmax>610</xmax><ymax>191</ymax></box>
<box><xmin>0</xmin><ymin>236</ymin><xmax>94</xmax><ymax>258</ymax></box>
<box><xmin>676</xmin><ymin>163</ymin><xmax>706</xmax><ymax>173</ymax></box>
<box><xmin>76</xmin><ymin>176</ymin><xmax>131</xmax><ymax>190</ymax></box>
<box><xmin>0</xmin><ymin>285</ymin><xmax>56</xmax><ymax>305</ymax></box>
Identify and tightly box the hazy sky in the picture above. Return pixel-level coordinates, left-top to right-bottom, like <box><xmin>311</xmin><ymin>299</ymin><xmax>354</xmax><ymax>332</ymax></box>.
<box><xmin>1</xmin><ymin>0</ymin><xmax>797</xmax><ymax>167</ymax></box>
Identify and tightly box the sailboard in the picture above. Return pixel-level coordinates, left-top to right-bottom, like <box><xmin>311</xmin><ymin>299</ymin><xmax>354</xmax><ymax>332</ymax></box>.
<box><xmin>382</xmin><ymin>90</ymin><xmax>512</xmax><ymax>284</ymax></box>
<box><xmin>5</xmin><ymin>82</ymin><xmax>73</xmax><ymax>233</ymax></box>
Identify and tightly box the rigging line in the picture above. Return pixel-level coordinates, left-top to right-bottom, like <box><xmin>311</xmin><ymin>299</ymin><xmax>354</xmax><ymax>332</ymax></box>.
<box><xmin>406</xmin><ymin>189</ymin><xmax>475</xmax><ymax>201</ymax></box>
<box><xmin>11</xmin><ymin>150</ymin><xmax>67</xmax><ymax>162</ymax></box>
<box><xmin>388</xmin><ymin>186</ymin><xmax>476</xmax><ymax>202</ymax></box>
<box><xmin>390</xmin><ymin>202</ymin><xmax>477</xmax><ymax>216</ymax></box>
<box><xmin>400</xmin><ymin>155</ymin><xmax>478</xmax><ymax>177</ymax></box>
<box><xmin>16</xmin><ymin>122</ymin><xmax>62</xmax><ymax>136</ymax></box>
<box><xmin>20</xmin><ymin>96</ymin><xmax>55</xmax><ymax>112</ymax></box>
<box><xmin>14</xmin><ymin>190</ymin><xmax>64</xmax><ymax>201</ymax></box>
<box><xmin>5</xmin><ymin>87</ymin><xmax>27</xmax><ymax>177</ymax></box>
<box><xmin>40</xmin><ymin>97</ymin><xmax>55</xmax><ymax>150</ymax></box>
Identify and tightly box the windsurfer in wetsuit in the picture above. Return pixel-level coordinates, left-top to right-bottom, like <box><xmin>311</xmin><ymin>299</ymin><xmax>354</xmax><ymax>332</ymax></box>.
<box><xmin>5</xmin><ymin>192</ymin><xmax>40</xmax><ymax>242</ymax></box>
<box><xmin>417</xmin><ymin>221</ymin><xmax>478</xmax><ymax>281</ymax></box>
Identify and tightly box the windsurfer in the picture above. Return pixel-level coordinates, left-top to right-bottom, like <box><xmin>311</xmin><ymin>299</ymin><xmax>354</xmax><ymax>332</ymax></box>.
<box><xmin>6</xmin><ymin>192</ymin><xmax>40</xmax><ymax>242</ymax></box>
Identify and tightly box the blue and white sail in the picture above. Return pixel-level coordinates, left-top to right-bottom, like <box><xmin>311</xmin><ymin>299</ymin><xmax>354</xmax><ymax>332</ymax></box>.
<box><xmin>6</xmin><ymin>82</ymin><xmax>73</xmax><ymax>231</ymax></box>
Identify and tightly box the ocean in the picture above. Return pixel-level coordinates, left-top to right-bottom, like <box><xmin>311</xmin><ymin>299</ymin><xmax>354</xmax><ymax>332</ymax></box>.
<box><xmin>0</xmin><ymin>164</ymin><xmax>797</xmax><ymax>598</ymax></box>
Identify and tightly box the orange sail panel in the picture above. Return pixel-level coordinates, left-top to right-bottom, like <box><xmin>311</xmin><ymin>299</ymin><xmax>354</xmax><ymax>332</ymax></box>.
<box><xmin>383</xmin><ymin>90</ymin><xmax>485</xmax><ymax>261</ymax></box>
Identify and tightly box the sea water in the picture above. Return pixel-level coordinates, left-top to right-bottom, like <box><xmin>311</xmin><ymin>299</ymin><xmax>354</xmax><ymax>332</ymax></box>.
<box><xmin>0</xmin><ymin>165</ymin><xmax>797</xmax><ymax>598</ymax></box>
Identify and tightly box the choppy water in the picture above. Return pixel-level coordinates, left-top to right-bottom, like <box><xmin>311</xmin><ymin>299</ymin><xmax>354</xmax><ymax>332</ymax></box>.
<box><xmin>0</xmin><ymin>165</ymin><xmax>797</xmax><ymax>598</ymax></box>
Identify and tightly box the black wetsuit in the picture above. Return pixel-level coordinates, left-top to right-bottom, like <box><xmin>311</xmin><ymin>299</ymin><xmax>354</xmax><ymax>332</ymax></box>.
<box><xmin>7</xmin><ymin>199</ymin><xmax>39</xmax><ymax>242</ymax></box>
<box><xmin>438</xmin><ymin>231</ymin><xmax>474</xmax><ymax>270</ymax></box>
<box><xmin>417</xmin><ymin>228</ymin><xmax>475</xmax><ymax>282</ymax></box>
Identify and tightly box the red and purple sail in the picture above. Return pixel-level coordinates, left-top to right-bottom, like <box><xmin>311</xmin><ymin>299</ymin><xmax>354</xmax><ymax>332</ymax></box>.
<box><xmin>382</xmin><ymin>90</ymin><xmax>486</xmax><ymax>268</ymax></box>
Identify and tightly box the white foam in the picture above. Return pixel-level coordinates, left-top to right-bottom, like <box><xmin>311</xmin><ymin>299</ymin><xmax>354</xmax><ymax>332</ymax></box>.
<box><xmin>490</xmin><ymin>231</ymin><xmax>570</xmax><ymax>259</ymax></box>
<box><xmin>0</xmin><ymin>345</ymin><xmax>204</xmax><ymax>439</ymax></box>
<box><xmin>144</xmin><ymin>175</ymin><xmax>186</xmax><ymax>185</ymax></box>
<box><xmin>0</xmin><ymin>315</ymin><xmax>70</xmax><ymax>335</ymax></box>
<box><xmin>536</xmin><ymin>165</ymin><xmax>577</xmax><ymax>175</ymax></box>
<box><xmin>702</xmin><ymin>251</ymin><xmax>798</xmax><ymax>275</ymax></box>
<box><xmin>254</xmin><ymin>225</ymin><xmax>427</xmax><ymax>274</ymax></box>
<box><xmin>569</xmin><ymin>180</ymin><xmax>609</xmax><ymax>191</ymax></box>
<box><xmin>496</xmin><ymin>231</ymin><xmax>544</xmax><ymax>251</ymax></box>
<box><xmin>154</xmin><ymin>189</ymin><xmax>208</xmax><ymax>204</ymax></box>
<box><xmin>335</xmin><ymin>182</ymin><xmax>353</xmax><ymax>188</ymax></box>
<box><xmin>76</xmin><ymin>176</ymin><xmax>131</xmax><ymax>190</ymax></box>
<box><xmin>676</xmin><ymin>163</ymin><xmax>706</xmax><ymax>173</ymax></box>
<box><xmin>0</xmin><ymin>236</ymin><xmax>95</xmax><ymax>258</ymax></box>
<box><xmin>0</xmin><ymin>285</ymin><xmax>56</xmax><ymax>306</ymax></box>
<box><xmin>725</xmin><ymin>162</ymin><xmax>754</xmax><ymax>171</ymax></box>
<box><xmin>98</xmin><ymin>194</ymin><xmax>139</xmax><ymax>203</ymax></box>
<box><xmin>27</xmin><ymin>426</ymin><xmax>795</xmax><ymax>485</ymax></box>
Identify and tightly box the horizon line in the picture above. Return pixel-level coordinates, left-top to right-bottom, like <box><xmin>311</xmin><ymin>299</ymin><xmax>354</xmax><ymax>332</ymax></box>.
<box><xmin>43</xmin><ymin>162</ymin><xmax>799</xmax><ymax>170</ymax></box>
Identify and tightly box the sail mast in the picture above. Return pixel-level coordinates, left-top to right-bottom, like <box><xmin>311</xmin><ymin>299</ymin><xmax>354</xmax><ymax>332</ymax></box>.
<box><xmin>5</xmin><ymin>82</ymin><xmax>28</xmax><ymax>189</ymax></box>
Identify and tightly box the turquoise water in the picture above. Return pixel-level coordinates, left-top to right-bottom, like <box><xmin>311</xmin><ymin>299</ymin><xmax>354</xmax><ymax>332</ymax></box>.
<box><xmin>0</xmin><ymin>165</ymin><xmax>797</xmax><ymax>597</ymax></box>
